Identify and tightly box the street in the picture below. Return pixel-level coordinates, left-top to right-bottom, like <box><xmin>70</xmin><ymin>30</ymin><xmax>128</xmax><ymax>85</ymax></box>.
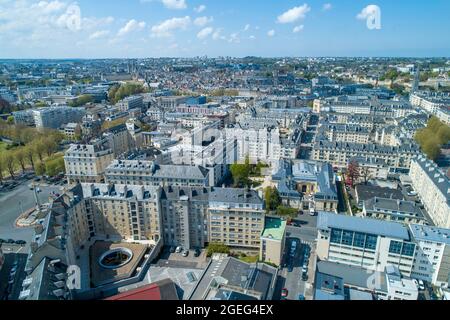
<box><xmin>274</xmin><ymin>213</ymin><xmax>318</xmax><ymax>300</ymax></box>
<box><xmin>0</xmin><ymin>178</ymin><xmax>62</xmax><ymax>248</ymax></box>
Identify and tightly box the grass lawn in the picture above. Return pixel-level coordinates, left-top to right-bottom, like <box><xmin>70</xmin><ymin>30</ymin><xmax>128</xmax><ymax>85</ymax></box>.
<box><xmin>238</xmin><ymin>255</ymin><xmax>259</xmax><ymax>263</ymax></box>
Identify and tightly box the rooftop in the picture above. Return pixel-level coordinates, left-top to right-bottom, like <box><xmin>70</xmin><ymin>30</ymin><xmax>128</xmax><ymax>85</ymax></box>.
<box><xmin>261</xmin><ymin>217</ymin><xmax>286</xmax><ymax>241</ymax></box>
<box><xmin>317</xmin><ymin>212</ymin><xmax>411</xmax><ymax>240</ymax></box>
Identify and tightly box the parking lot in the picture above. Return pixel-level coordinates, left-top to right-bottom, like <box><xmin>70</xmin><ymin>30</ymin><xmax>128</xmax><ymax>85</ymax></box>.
<box><xmin>0</xmin><ymin>245</ymin><xmax>28</xmax><ymax>300</ymax></box>
<box><xmin>154</xmin><ymin>246</ymin><xmax>209</xmax><ymax>269</ymax></box>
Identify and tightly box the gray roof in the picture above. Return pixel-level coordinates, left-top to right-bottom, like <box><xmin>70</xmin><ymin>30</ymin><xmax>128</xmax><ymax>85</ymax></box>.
<box><xmin>364</xmin><ymin>197</ymin><xmax>425</xmax><ymax>218</ymax></box>
<box><xmin>317</xmin><ymin>212</ymin><xmax>410</xmax><ymax>240</ymax></box>
<box><xmin>412</xmin><ymin>155</ymin><xmax>450</xmax><ymax>200</ymax></box>
<box><xmin>314</xmin><ymin>272</ymin><xmax>345</xmax><ymax>300</ymax></box>
<box><xmin>409</xmin><ymin>224</ymin><xmax>450</xmax><ymax>245</ymax></box>
<box><xmin>316</xmin><ymin>260</ymin><xmax>387</xmax><ymax>293</ymax></box>
<box><xmin>355</xmin><ymin>185</ymin><xmax>404</xmax><ymax>202</ymax></box>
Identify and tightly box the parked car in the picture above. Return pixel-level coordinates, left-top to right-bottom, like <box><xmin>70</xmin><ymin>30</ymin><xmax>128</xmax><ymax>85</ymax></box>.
<box><xmin>15</xmin><ymin>240</ymin><xmax>26</xmax><ymax>245</ymax></box>
<box><xmin>302</xmin><ymin>266</ymin><xmax>308</xmax><ymax>274</ymax></box>
<box><xmin>281</xmin><ymin>288</ymin><xmax>289</xmax><ymax>298</ymax></box>
<box><xmin>169</xmin><ymin>246</ymin><xmax>176</xmax><ymax>253</ymax></box>
<box><xmin>175</xmin><ymin>246</ymin><xmax>182</xmax><ymax>253</ymax></box>
<box><xmin>302</xmin><ymin>273</ymin><xmax>308</xmax><ymax>281</ymax></box>
<box><xmin>194</xmin><ymin>249</ymin><xmax>201</xmax><ymax>257</ymax></box>
<box><xmin>182</xmin><ymin>249</ymin><xmax>189</xmax><ymax>257</ymax></box>
<box><xmin>309</xmin><ymin>208</ymin><xmax>316</xmax><ymax>216</ymax></box>
<box><xmin>6</xmin><ymin>239</ymin><xmax>15</xmax><ymax>244</ymax></box>
<box><xmin>418</xmin><ymin>280</ymin><xmax>425</xmax><ymax>290</ymax></box>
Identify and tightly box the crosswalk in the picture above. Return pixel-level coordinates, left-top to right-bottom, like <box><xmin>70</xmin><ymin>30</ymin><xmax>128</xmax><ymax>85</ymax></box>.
<box><xmin>299</xmin><ymin>240</ymin><xmax>315</xmax><ymax>247</ymax></box>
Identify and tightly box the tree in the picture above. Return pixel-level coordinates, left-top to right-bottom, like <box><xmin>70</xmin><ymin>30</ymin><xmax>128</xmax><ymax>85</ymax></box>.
<box><xmin>69</xmin><ymin>94</ymin><xmax>94</xmax><ymax>107</ymax></box>
<box><xmin>33</xmin><ymin>140</ymin><xmax>46</xmax><ymax>162</ymax></box>
<box><xmin>230</xmin><ymin>156</ymin><xmax>251</xmax><ymax>187</ymax></box>
<box><xmin>45</xmin><ymin>155</ymin><xmax>65</xmax><ymax>177</ymax></box>
<box><xmin>360</xmin><ymin>166</ymin><xmax>373</xmax><ymax>185</ymax></box>
<box><xmin>346</xmin><ymin>160</ymin><xmax>360</xmax><ymax>187</ymax></box>
<box><xmin>24</xmin><ymin>145</ymin><xmax>35</xmax><ymax>171</ymax></box>
<box><xmin>15</xmin><ymin>148</ymin><xmax>27</xmax><ymax>173</ymax></box>
<box><xmin>264</xmin><ymin>187</ymin><xmax>281</xmax><ymax>212</ymax></box>
<box><xmin>206</xmin><ymin>243</ymin><xmax>230</xmax><ymax>257</ymax></box>
<box><xmin>35</xmin><ymin>162</ymin><xmax>46</xmax><ymax>176</ymax></box>
<box><xmin>42</xmin><ymin>137</ymin><xmax>58</xmax><ymax>157</ymax></box>
<box><xmin>4</xmin><ymin>152</ymin><xmax>16</xmax><ymax>179</ymax></box>
<box><xmin>0</xmin><ymin>154</ymin><xmax>5</xmax><ymax>183</ymax></box>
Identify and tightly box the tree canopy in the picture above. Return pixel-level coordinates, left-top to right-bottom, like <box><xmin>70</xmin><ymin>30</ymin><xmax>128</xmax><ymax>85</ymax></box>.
<box><xmin>415</xmin><ymin>117</ymin><xmax>450</xmax><ymax>161</ymax></box>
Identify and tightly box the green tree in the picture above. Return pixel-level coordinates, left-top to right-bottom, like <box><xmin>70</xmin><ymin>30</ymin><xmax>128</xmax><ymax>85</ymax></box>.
<box><xmin>230</xmin><ymin>156</ymin><xmax>251</xmax><ymax>187</ymax></box>
<box><xmin>15</xmin><ymin>148</ymin><xmax>27</xmax><ymax>173</ymax></box>
<box><xmin>206</xmin><ymin>243</ymin><xmax>231</xmax><ymax>257</ymax></box>
<box><xmin>24</xmin><ymin>145</ymin><xmax>35</xmax><ymax>171</ymax></box>
<box><xmin>45</xmin><ymin>155</ymin><xmax>65</xmax><ymax>177</ymax></box>
<box><xmin>264</xmin><ymin>187</ymin><xmax>281</xmax><ymax>212</ymax></box>
<box><xmin>69</xmin><ymin>94</ymin><xmax>94</xmax><ymax>107</ymax></box>
<box><xmin>4</xmin><ymin>152</ymin><xmax>16</xmax><ymax>179</ymax></box>
<box><xmin>35</xmin><ymin>162</ymin><xmax>46</xmax><ymax>176</ymax></box>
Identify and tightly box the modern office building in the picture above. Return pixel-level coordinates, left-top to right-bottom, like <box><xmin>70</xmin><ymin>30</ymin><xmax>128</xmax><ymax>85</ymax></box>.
<box><xmin>316</xmin><ymin>212</ymin><xmax>450</xmax><ymax>287</ymax></box>
<box><xmin>316</xmin><ymin>212</ymin><xmax>417</xmax><ymax>277</ymax></box>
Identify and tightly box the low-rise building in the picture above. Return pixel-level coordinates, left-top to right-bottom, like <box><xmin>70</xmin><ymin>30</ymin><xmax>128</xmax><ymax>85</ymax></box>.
<box><xmin>260</xmin><ymin>217</ymin><xmax>287</xmax><ymax>266</ymax></box>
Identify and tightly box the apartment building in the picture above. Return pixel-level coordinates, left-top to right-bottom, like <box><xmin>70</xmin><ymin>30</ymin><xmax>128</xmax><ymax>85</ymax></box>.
<box><xmin>208</xmin><ymin>188</ymin><xmax>265</xmax><ymax>251</ymax></box>
<box><xmin>313</xmin><ymin>140</ymin><xmax>420</xmax><ymax>169</ymax></box>
<box><xmin>409</xmin><ymin>224</ymin><xmax>450</xmax><ymax>287</ymax></box>
<box><xmin>318</xmin><ymin>124</ymin><xmax>371</xmax><ymax>144</ymax></box>
<box><xmin>13</xmin><ymin>106</ymin><xmax>85</xmax><ymax>129</ymax></box>
<box><xmin>105</xmin><ymin>160</ymin><xmax>211</xmax><ymax>187</ymax></box>
<box><xmin>73</xmin><ymin>184</ymin><xmax>265</xmax><ymax>251</ymax></box>
<box><xmin>410</xmin><ymin>92</ymin><xmax>450</xmax><ymax>115</ymax></box>
<box><xmin>225</xmin><ymin>124</ymin><xmax>301</xmax><ymax>165</ymax></box>
<box><xmin>117</xmin><ymin>95</ymin><xmax>144</xmax><ymax>112</ymax></box>
<box><xmin>409</xmin><ymin>155</ymin><xmax>450</xmax><ymax>228</ymax></box>
<box><xmin>64</xmin><ymin>141</ymin><xmax>114</xmax><ymax>184</ymax></box>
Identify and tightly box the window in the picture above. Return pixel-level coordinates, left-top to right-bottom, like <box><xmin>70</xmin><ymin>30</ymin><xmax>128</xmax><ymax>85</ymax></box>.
<box><xmin>401</xmin><ymin>243</ymin><xmax>415</xmax><ymax>257</ymax></box>
<box><xmin>353</xmin><ymin>232</ymin><xmax>366</xmax><ymax>248</ymax></box>
<box><xmin>389</xmin><ymin>241</ymin><xmax>403</xmax><ymax>255</ymax></box>
<box><xmin>330</xmin><ymin>229</ymin><xmax>342</xmax><ymax>244</ymax></box>
<box><xmin>341</xmin><ymin>230</ymin><xmax>354</xmax><ymax>246</ymax></box>
<box><xmin>365</xmin><ymin>234</ymin><xmax>378</xmax><ymax>250</ymax></box>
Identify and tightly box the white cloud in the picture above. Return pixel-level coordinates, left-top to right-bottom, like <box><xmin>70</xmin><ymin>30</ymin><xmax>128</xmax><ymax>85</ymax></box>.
<box><xmin>197</xmin><ymin>26</ymin><xmax>213</xmax><ymax>39</ymax></box>
<box><xmin>161</xmin><ymin>0</ymin><xmax>187</xmax><ymax>10</ymax></box>
<box><xmin>212</xmin><ymin>28</ymin><xmax>223</xmax><ymax>40</ymax></box>
<box><xmin>194</xmin><ymin>5</ymin><xmax>206</xmax><ymax>13</ymax></box>
<box><xmin>117</xmin><ymin>19</ymin><xmax>146</xmax><ymax>37</ymax></box>
<box><xmin>293</xmin><ymin>25</ymin><xmax>304</xmax><ymax>33</ymax></box>
<box><xmin>277</xmin><ymin>4</ymin><xmax>311</xmax><ymax>24</ymax></box>
<box><xmin>249</xmin><ymin>35</ymin><xmax>256</xmax><ymax>40</ymax></box>
<box><xmin>89</xmin><ymin>30</ymin><xmax>110</xmax><ymax>40</ymax></box>
<box><xmin>323</xmin><ymin>3</ymin><xmax>332</xmax><ymax>11</ymax></box>
<box><xmin>244</xmin><ymin>24</ymin><xmax>250</xmax><ymax>31</ymax></box>
<box><xmin>228</xmin><ymin>32</ymin><xmax>240</xmax><ymax>43</ymax></box>
<box><xmin>194</xmin><ymin>16</ymin><xmax>213</xmax><ymax>27</ymax></box>
<box><xmin>267</xmin><ymin>29</ymin><xmax>275</xmax><ymax>37</ymax></box>
<box><xmin>357</xmin><ymin>5</ymin><xmax>380</xmax><ymax>20</ymax></box>
<box><xmin>151</xmin><ymin>16</ymin><xmax>191</xmax><ymax>38</ymax></box>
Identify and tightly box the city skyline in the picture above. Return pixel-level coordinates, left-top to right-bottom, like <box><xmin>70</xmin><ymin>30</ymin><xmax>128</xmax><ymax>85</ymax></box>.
<box><xmin>1</xmin><ymin>0</ymin><xmax>450</xmax><ymax>59</ymax></box>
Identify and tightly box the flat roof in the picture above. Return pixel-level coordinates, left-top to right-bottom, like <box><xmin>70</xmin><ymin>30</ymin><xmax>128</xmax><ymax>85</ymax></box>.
<box><xmin>261</xmin><ymin>217</ymin><xmax>286</xmax><ymax>241</ymax></box>
<box><xmin>317</xmin><ymin>212</ymin><xmax>410</xmax><ymax>240</ymax></box>
<box><xmin>409</xmin><ymin>224</ymin><xmax>450</xmax><ymax>245</ymax></box>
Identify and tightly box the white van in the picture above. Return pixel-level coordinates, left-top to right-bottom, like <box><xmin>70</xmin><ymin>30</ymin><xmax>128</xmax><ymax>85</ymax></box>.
<box><xmin>309</xmin><ymin>208</ymin><xmax>316</xmax><ymax>216</ymax></box>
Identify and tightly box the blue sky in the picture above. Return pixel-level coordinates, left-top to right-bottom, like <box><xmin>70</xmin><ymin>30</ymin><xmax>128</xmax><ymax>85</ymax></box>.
<box><xmin>0</xmin><ymin>0</ymin><xmax>449</xmax><ymax>58</ymax></box>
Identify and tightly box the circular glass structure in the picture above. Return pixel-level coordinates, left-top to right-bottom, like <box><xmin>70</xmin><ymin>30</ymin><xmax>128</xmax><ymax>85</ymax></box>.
<box><xmin>98</xmin><ymin>248</ymin><xmax>133</xmax><ymax>269</ymax></box>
